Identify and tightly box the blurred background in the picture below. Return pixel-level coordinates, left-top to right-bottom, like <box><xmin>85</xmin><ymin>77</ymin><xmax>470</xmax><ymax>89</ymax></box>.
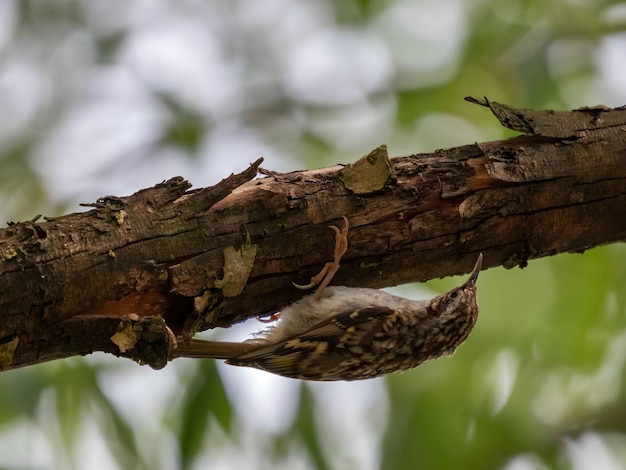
<box><xmin>1</xmin><ymin>0</ymin><xmax>626</xmax><ymax>469</ymax></box>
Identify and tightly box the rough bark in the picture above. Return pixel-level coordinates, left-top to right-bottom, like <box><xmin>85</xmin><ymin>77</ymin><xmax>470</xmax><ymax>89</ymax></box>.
<box><xmin>1</xmin><ymin>98</ymin><xmax>625</xmax><ymax>371</ymax></box>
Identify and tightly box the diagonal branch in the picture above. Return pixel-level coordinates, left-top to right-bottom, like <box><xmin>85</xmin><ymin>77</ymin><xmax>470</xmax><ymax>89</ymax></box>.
<box><xmin>1</xmin><ymin>99</ymin><xmax>625</xmax><ymax>371</ymax></box>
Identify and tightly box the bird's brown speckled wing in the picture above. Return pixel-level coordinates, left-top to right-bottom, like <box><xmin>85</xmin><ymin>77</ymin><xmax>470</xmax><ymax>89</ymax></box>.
<box><xmin>227</xmin><ymin>307</ymin><xmax>395</xmax><ymax>380</ymax></box>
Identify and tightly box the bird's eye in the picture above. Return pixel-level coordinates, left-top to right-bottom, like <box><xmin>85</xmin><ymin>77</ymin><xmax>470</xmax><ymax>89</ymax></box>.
<box><xmin>449</xmin><ymin>291</ymin><xmax>458</xmax><ymax>299</ymax></box>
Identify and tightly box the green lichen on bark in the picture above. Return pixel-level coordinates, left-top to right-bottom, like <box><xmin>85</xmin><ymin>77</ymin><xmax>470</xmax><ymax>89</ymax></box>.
<box><xmin>0</xmin><ymin>337</ymin><xmax>18</xmax><ymax>368</ymax></box>
<box><xmin>339</xmin><ymin>144</ymin><xmax>393</xmax><ymax>194</ymax></box>
<box><xmin>110</xmin><ymin>320</ymin><xmax>139</xmax><ymax>353</ymax></box>
<box><xmin>215</xmin><ymin>233</ymin><xmax>257</xmax><ymax>297</ymax></box>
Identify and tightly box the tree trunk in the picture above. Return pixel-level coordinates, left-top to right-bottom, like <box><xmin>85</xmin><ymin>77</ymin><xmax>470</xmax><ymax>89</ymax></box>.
<box><xmin>1</xmin><ymin>98</ymin><xmax>625</xmax><ymax>371</ymax></box>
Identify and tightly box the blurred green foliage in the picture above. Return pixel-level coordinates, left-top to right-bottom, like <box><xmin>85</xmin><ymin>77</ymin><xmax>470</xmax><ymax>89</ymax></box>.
<box><xmin>1</xmin><ymin>0</ymin><xmax>626</xmax><ymax>468</ymax></box>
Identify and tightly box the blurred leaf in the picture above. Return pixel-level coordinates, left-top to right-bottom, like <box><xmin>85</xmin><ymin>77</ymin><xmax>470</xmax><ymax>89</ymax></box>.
<box><xmin>157</xmin><ymin>94</ymin><xmax>205</xmax><ymax>154</ymax></box>
<box><xmin>289</xmin><ymin>383</ymin><xmax>328</xmax><ymax>470</ymax></box>
<box><xmin>0</xmin><ymin>367</ymin><xmax>47</xmax><ymax>425</ymax></box>
<box><xmin>545</xmin><ymin>250</ymin><xmax>613</xmax><ymax>367</ymax></box>
<box><xmin>95</xmin><ymin>32</ymin><xmax>127</xmax><ymax>62</ymax></box>
<box><xmin>45</xmin><ymin>359</ymin><xmax>145</xmax><ymax>470</ymax></box>
<box><xmin>176</xmin><ymin>361</ymin><xmax>232</xmax><ymax>470</ymax></box>
<box><xmin>93</xmin><ymin>386</ymin><xmax>146</xmax><ymax>469</ymax></box>
<box><xmin>54</xmin><ymin>362</ymin><xmax>84</xmax><ymax>454</ymax></box>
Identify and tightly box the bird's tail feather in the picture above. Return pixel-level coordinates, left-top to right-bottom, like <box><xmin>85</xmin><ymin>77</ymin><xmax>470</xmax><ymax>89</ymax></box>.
<box><xmin>172</xmin><ymin>338</ymin><xmax>258</xmax><ymax>359</ymax></box>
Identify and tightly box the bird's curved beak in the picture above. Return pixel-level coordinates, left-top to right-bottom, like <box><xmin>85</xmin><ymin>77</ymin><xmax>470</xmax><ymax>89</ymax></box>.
<box><xmin>463</xmin><ymin>253</ymin><xmax>483</xmax><ymax>287</ymax></box>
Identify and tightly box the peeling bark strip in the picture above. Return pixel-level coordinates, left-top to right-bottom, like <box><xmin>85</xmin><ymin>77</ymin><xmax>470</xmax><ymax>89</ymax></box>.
<box><xmin>1</xmin><ymin>99</ymin><xmax>626</xmax><ymax>371</ymax></box>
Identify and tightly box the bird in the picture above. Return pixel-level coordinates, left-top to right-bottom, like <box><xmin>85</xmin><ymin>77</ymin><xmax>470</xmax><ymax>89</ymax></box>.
<box><xmin>172</xmin><ymin>217</ymin><xmax>483</xmax><ymax>381</ymax></box>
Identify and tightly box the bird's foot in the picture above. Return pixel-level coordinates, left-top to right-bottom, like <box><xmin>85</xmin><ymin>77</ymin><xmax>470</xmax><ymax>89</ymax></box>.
<box><xmin>258</xmin><ymin>312</ymin><xmax>281</xmax><ymax>323</ymax></box>
<box><xmin>293</xmin><ymin>216</ymin><xmax>349</xmax><ymax>300</ymax></box>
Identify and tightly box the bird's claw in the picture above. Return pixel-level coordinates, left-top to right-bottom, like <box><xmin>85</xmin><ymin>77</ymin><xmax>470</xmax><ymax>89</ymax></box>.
<box><xmin>293</xmin><ymin>216</ymin><xmax>349</xmax><ymax>300</ymax></box>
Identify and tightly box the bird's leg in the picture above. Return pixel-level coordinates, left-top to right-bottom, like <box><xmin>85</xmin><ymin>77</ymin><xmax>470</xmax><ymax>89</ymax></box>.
<box><xmin>293</xmin><ymin>216</ymin><xmax>349</xmax><ymax>300</ymax></box>
<box><xmin>257</xmin><ymin>217</ymin><xmax>349</xmax><ymax>323</ymax></box>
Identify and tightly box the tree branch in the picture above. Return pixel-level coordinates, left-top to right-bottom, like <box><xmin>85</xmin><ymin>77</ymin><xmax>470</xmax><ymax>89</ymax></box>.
<box><xmin>1</xmin><ymin>98</ymin><xmax>625</xmax><ymax>371</ymax></box>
